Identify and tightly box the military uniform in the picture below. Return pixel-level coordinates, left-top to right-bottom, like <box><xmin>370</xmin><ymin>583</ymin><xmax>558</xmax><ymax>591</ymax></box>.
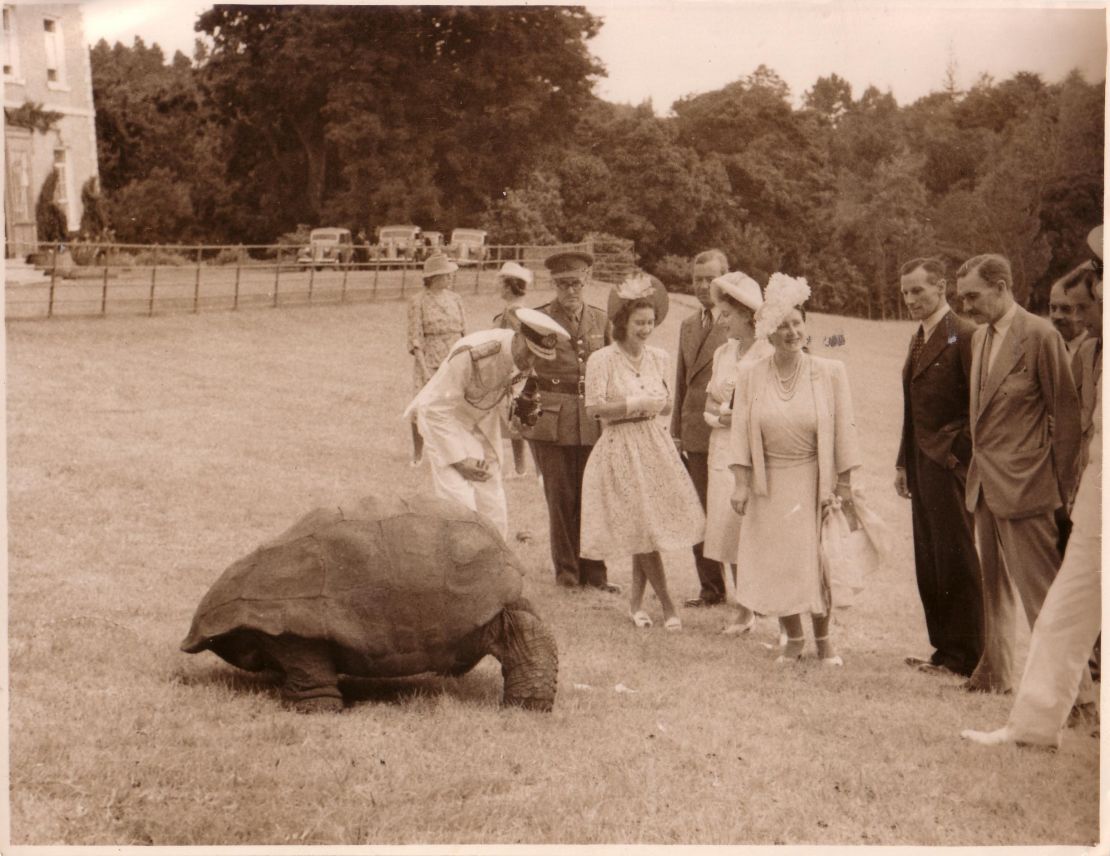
<box><xmin>404</xmin><ymin>328</ymin><xmax>524</xmax><ymax>537</ymax></box>
<box><xmin>522</xmin><ymin>255</ymin><xmax>613</xmax><ymax>589</ymax></box>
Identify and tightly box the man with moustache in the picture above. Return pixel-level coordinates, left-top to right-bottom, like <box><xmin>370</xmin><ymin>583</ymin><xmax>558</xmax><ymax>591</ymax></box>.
<box><xmin>1048</xmin><ymin>274</ymin><xmax>1090</xmax><ymax>357</ymax></box>
<box><xmin>896</xmin><ymin>257</ymin><xmax>983</xmax><ymax>678</ymax></box>
<box><xmin>673</xmin><ymin>249</ymin><xmax>731</xmax><ymax>607</ymax></box>
<box><xmin>956</xmin><ymin>253</ymin><xmax>1088</xmax><ymax>701</ymax></box>
<box><xmin>522</xmin><ymin>250</ymin><xmax>618</xmax><ymax>592</ymax></box>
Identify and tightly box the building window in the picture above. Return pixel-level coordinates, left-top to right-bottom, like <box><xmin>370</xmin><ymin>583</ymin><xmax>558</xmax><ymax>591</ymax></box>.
<box><xmin>3</xmin><ymin>6</ymin><xmax>21</xmax><ymax>79</ymax></box>
<box><xmin>53</xmin><ymin>148</ymin><xmax>71</xmax><ymax>226</ymax></box>
<box><xmin>43</xmin><ymin>16</ymin><xmax>66</xmax><ymax>86</ymax></box>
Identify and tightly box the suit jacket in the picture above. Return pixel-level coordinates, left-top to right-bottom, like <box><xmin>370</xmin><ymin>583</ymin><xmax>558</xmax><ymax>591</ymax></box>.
<box><xmin>519</xmin><ymin>301</ymin><xmax>609</xmax><ymax>446</ymax></box>
<box><xmin>896</xmin><ymin>309</ymin><xmax>976</xmax><ymax>480</ymax></box>
<box><xmin>672</xmin><ymin>307</ymin><xmax>729</xmax><ymax>453</ymax></box>
<box><xmin>965</xmin><ymin>305</ymin><xmax>1080</xmax><ymax>518</ymax></box>
<box><xmin>729</xmin><ymin>354</ymin><xmax>861</xmax><ymax>503</ymax></box>
<box><xmin>1071</xmin><ymin>335</ymin><xmax>1102</xmax><ymax>480</ymax></box>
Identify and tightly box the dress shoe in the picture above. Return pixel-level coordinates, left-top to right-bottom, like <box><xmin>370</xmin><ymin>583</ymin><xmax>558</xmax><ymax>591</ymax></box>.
<box><xmin>721</xmin><ymin>617</ymin><xmax>755</xmax><ymax>636</ymax></box>
<box><xmin>961</xmin><ymin>680</ymin><xmax>1011</xmax><ymax>695</ymax></box>
<box><xmin>904</xmin><ymin>655</ymin><xmax>935</xmax><ymax>668</ymax></box>
<box><xmin>960</xmin><ymin>726</ymin><xmax>1015</xmax><ymax>746</ymax></box>
<box><xmin>916</xmin><ymin>662</ymin><xmax>958</xmax><ymax>677</ymax></box>
<box><xmin>684</xmin><ymin>596</ymin><xmax>723</xmax><ymax>608</ymax></box>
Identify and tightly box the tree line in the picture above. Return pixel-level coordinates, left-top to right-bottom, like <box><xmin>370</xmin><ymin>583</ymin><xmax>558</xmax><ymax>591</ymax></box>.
<box><xmin>88</xmin><ymin>5</ymin><xmax>1103</xmax><ymax>316</ymax></box>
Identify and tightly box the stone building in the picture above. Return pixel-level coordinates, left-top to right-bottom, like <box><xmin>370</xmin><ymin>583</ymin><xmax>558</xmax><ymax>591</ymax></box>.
<box><xmin>4</xmin><ymin>3</ymin><xmax>99</xmax><ymax>259</ymax></box>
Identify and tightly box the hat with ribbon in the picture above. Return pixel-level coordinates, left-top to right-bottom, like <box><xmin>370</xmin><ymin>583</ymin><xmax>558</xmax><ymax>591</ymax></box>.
<box><xmin>606</xmin><ymin>272</ymin><xmax>670</xmax><ymax>324</ymax></box>
<box><xmin>512</xmin><ymin>306</ymin><xmax>571</xmax><ymax>360</ymax></box>
<box><xmin>710</xmin><ymin>271</ymin><xmax>763</xmax><ymax>314</ymax></box>
<box><xmin>422</xmin><ymin>252</ymin><xmax>458</xmax><ymax>280</ymax></box>
<box><xmin>497</xmin><ymin>261</ymin><xmax>534</xmax><ymax>286</ymax></box>
<box><xmin>754</xmin><ymin>273</ymin><xmax>811</xmax><ymax>340</ymax></box>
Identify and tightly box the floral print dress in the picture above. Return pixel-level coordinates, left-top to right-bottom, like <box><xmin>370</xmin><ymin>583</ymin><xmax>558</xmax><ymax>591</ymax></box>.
<box><xmin>408</xmin><ymin>288</ymin><xmax>467</xmax><ymax>391</ymax></box>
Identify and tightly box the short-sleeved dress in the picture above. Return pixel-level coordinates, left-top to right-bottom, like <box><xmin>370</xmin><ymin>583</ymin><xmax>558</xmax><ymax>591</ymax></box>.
<box><xmin>579</xmin><ymin>344</ymin><xmax>706</xmax><ymax>561</ymax></box>
<box><xmin>408</xmin><ymin>288</ymin><xmax>467</xmax><ymax>391</ymax></box>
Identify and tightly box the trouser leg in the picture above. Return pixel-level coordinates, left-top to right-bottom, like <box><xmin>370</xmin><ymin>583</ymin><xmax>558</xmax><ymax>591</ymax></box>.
<box><xmin>969</xmin><ymin>503</ymin><xmax>1017</xmax><ymax>692</ymax></box>
<box><xmin>532</xmin><ymin>442</ymin><xmax>607</xmax><ymax>586</ymax></box>
<box><xmin>684</xmin><ymin>450</ymin><xmax>723</xmax><ymax>600</ymax></box>
<box><xmin>1008</xmin><ymin>523</ymin><xmax>1102</xmax><ymax>745</ymax></box>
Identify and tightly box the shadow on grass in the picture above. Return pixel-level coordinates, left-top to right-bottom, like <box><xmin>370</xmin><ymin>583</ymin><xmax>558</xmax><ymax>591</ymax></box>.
<box><xmin>172</xmin><ymin>662</ymin><xmax>504</xmax><ymax>709</ymax></box>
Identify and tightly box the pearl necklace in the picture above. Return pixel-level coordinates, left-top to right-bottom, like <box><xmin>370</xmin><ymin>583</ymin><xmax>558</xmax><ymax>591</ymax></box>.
<box><xmin>772</xmin><ymin>355</ymin><xmax>803</xmax><ymax>401</ymax></box>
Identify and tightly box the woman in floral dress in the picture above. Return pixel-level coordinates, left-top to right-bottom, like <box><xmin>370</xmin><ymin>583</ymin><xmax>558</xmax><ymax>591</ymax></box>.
<box><xmin>701</xmin><ymin>272</ymin><xmax>774</xmax><ymax>635</ymax></box>
<box><xmin>580</xmin><ymin>275</ymin><xmax>705</xmax><ymax>631</ymax></box>
<box><xmin>407</xmin><ymin>253</ymin><xmax>467</xmax><ymax>465</ymax></box>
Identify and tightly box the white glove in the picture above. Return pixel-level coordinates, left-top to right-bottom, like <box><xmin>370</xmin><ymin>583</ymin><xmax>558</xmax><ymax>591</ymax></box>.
<box><xmin>625</xmin><ymin>393</ymin><xmax>666</xmax><ymax>417</ymax></box>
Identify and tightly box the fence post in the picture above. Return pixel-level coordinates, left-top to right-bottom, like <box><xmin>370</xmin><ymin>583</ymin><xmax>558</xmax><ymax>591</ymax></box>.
<box><xmin>273</xmin><ymin>255</ymin><xmax>281</xmax><ymax>308</ymax></box>
<box><xmin>148</xmin><ymin>245</ymin><xmax>158</xmax><ymax>316</ymax></box>
<box><xmin>308</xmin><ymin>263</ymin><xmax>315</xmax><ymax>304</ymax></box>
<box><xmin>100</xmin><ymin>263</ymin><xmax>109</xmax><ymax>316</ymax></box>
<box><xmin>233</xmin><ymin>262</ymin><xmax>241</xmax><ymax>311</ymax></box>
<box><xmin>474</xmin><ymin>258</ymin><xmax>481</xmax><ymax>293</ymax></box>
<box><xmin>193</xmin><ymin>245</ymin><xmax>202</xmax><ymax>313</ymax></box>
<box><xmin>47</xmin><ymin>248</ymin><xmax>58</xmax><ymax>317</ymax></box>
<box><xmin>340</xmin><ymin>262</ymin><xmax>349</xmax><ymax>303</ymax></box>
<box><xmin>400</xmin><ymin>261</ymin><xmax>407</xmax><ymax>296</ymax></box>
<box><xmin>372</xmin><ymin>258</ymin><xmax>380</xmax><ymax>299</ymax></box>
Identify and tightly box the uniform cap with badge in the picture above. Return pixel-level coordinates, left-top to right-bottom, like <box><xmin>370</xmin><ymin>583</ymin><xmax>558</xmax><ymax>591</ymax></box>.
<box><xmin>544</xmin><ymin>250</ymin><xmax>594</xmax><ymax>281</ymax></box>
<box><xmin>513</xmin><ymin>306</ymin><xmax>571</xmax><ymax>360</ymax></box>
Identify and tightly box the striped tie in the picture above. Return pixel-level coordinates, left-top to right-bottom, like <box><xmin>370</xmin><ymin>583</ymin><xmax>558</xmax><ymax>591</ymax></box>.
<box><xmin>911</xmin><ymin>326</ymin><xmax>925</xmax><ymax>369</ymax></box>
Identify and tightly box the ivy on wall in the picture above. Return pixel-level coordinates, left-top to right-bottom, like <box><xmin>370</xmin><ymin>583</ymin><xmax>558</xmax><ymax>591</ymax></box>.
<box><xmin>5</xmin><ymin>100</ymin><xmax>63</xmax><ymax>134</ymax></box>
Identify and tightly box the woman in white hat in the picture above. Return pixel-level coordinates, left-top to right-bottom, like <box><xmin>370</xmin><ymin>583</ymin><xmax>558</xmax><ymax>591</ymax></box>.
<box><xmin>728</xmin><ymin>274</ymin><xmax>860</xmax><ymax>665</ymax></box>
<box><xmin>702</xmin><ymin>272</ymin><xmax>774</xmax><ymax>635</ymax></box>
<box><xmin>407</xmin><ymin>252</ymin><xmax>467</xmax><ymax>465</ymax></box>
<box><xmin>493</xmin><ymin>261</ymin><xmax>536</xmax><ymax>476</ymax></box>
<box><xmin>580</xmin><ymin>273</ymin><xmax>705</xmax><ymax>631</ymax></box>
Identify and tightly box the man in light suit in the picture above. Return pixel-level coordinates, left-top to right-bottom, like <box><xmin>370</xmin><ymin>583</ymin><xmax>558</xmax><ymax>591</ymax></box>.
<box><xmin>956</xmin><ymin>253</ymin><xmax>1088</xmax><ymax>699</ymax></box>
<box><xmin>672</xmin><ymin>249</ymin><xmax>731</xmax><ymax>606</ymax></box>
<box><xmin>895</xmin><ymin>258</ymin><xmax>983</xmax><ymax>678</ymax></box>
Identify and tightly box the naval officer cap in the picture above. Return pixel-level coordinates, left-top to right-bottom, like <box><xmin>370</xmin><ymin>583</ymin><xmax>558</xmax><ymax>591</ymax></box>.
<box><xmin>544</xmin><ymin>250</ymin><xmax>594</xmax><ymax>279</ymax></box>
<box><xmin>513</xmin><ymin>306</ymin><xmax>571</xmax><ymax>360</ymax></box>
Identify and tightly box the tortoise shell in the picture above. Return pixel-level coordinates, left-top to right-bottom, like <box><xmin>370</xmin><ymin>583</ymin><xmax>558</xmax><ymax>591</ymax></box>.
<box><xmin>180</xmin><ymin>493</ymin><xmax>524</xmax><ymax>677</ymax></box>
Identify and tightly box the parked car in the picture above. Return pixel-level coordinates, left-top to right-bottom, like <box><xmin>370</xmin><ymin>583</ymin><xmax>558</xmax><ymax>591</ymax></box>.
<box><xmin>448</xmin><ymin>228</ymin><xmax>488</xmax><ymax>264</ymax></box>
<box><xmin>377</xmin><ymin>225</ymin><xmax>423</xmax><ymax>260</ymax></box>
<box><xmin>297</xmin><ymin>227</ymin><xmax>354</xmax><ymax>270</ymax></box>
<box><xmin>420</xmin><ymin>231</ymin><xmax>445</xmax><ymax>261</ymax></box>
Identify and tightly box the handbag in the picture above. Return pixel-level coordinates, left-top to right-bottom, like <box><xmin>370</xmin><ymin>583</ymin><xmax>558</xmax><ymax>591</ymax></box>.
<box><xmin>819</xmin><ymin>487</ymin><xmax>892</xmax><ymax>608</ymax></box>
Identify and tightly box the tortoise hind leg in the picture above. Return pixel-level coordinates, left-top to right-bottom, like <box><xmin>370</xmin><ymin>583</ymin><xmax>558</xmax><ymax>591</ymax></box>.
<box><xmin>255</xmin><ymin>633</ymin><xmax>344</xmax><ymax>713</ymax></box>
<box><xmin>480</xmin><ymin>603</ymin><xmax>558</xmax><ymax>711</ymax></box>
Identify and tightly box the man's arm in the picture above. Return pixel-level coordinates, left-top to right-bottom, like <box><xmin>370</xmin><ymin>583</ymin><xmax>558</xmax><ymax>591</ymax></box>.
<box><xmin>1038</xmin><ymin>327</ymin><xmax>1081</xmax><ymax>505</ymax></box>
<box><xmin>417</xmin><ymin>351</ymin><xmax>475</xmax><ymax>467</ymax></box>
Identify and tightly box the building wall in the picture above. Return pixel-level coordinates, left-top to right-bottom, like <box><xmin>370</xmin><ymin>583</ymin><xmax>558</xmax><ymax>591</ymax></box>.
<box><xmin>4</xmin><ymin>3</ymin><xmax>99</xmax><ymax>244</ymax></box>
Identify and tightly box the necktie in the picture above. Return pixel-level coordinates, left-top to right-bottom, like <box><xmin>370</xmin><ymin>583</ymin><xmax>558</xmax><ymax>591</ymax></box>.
<box><xmin>702</xmin><ymin>310</ymin><xmax>711</xmax><ymax>330</ymax></box>
<box><xmin>979</xmin><ymin>325</ymin><xmax>995</xmax><ymax>392</ymax></box>
<box><xmin>911</xmin><ymin>326</ymin><xmax>925</xmax><ymax>369</ymax></box>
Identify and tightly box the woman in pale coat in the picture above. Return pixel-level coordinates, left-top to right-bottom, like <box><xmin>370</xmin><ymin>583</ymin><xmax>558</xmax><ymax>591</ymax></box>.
<box><xmin>729</xmin><ymin>274</ymin><xmax>860</xmax><ymax>664</ymax></box>
<box><xmin>702</xmin><ymin>272</ymin><xmax>774</xmax><ymax>635</ymax></box>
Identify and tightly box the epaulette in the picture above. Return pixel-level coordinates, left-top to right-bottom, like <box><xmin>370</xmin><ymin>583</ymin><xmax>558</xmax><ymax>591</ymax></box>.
<box><xmin>466</xmin><ymin>339</ymin><xmax>503</xmax><ymax>361</ymax></box>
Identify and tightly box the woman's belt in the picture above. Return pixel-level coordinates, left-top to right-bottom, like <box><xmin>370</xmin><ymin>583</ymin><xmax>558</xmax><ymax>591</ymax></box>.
<box><xmin>606</xmin><ymin>415</ymin><xmax>653</xmax><ymax>425</ymax></box>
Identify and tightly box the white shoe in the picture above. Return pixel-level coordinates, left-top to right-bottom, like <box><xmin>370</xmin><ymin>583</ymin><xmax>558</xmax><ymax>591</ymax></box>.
<box><xmin>960</xmin><ymin>727</ymin><xmax>1014</xmax><ymax>746</ymax></box>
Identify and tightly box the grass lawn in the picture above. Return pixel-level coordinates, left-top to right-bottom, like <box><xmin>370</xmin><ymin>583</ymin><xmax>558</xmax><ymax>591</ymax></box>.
<box><xmin>5</xmin><ymin>284</ymin><xmax>1099</xmax><ymax>846</ymax></box>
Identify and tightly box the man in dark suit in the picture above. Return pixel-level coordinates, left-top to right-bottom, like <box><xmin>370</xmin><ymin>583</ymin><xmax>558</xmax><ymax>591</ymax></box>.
<box><xmin>672</xmin><ymin>249</ymin><xmax>730</xmax><ymax>606</ymax></box>
<box><xmin>895</xmin><ymin>257</ymin><xmax>983</xmax><ymax>677</ymax></box>
<box><xmin>522</xmin><ymin>250</ymin><xmax>617</xmax><ymax>592</ymax></box>
<box><xmin>957</xmin><ymin>253</ymin><xmax>1090</xmax><ymax>701</ymax></box>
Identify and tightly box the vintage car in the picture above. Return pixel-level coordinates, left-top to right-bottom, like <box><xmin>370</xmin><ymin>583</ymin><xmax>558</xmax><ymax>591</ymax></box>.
<box><xmin>420</xmin><ymin>231</ymin><xmax>445</xmax><ymax>260</ymax></box>
<box><xmin>448</xmin><ymin>228</ymin><xmax>488</xmax><ymax>264</ymax></box>
<box><xmin>297</xmin><ymin>227</ymin><xmax>355</xmax><ymax>270</ymax></box>
<box><xmin>376</xmin><ymin>225</ymin><xmax>423</xmax><ymax>260</ymax></box>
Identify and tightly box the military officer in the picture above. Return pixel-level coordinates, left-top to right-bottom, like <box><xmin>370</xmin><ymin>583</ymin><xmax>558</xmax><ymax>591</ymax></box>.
<box><xmin>522</xmin><ymin>250</ymin><xmax>618</xmax><ymax>592</ymax></box>
<box><xmin>404</xmin><ymin>307</ymin><xmax>570</xmax><ymax>538</ymax></box>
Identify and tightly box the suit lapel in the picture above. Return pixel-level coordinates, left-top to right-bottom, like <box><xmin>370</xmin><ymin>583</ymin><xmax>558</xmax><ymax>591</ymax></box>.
<box><xmin>691</xmin><ymin>320</ymin><xmax>725</xmax><ymax>376</ymax></box>
<box><xmin>970</xmin><ymin>325</ymin><xmax>986</xmax><ymax>426</ymax></box>
<box><xmin>979</xmin><ymin>308</ymin><xmax>1025</xmax><ymax>411</ymax></box>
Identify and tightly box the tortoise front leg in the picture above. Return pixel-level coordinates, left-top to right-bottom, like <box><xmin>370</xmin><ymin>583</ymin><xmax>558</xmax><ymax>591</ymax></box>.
<box><xmin>481</xmin><ymin>601</ymin><xmax>558</xmax><ymax>711</ymax></box>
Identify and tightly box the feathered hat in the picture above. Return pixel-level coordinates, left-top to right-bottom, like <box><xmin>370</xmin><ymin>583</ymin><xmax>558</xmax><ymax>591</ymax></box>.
<box><xmin>606</xmin><ymin>272</ymin><xmax>670</xmax><ymax>324</ymax></box>
<box><xmin>754</xmin><ymin>273</ymin><xmax>811</xmax><ymax>340</ymax></box>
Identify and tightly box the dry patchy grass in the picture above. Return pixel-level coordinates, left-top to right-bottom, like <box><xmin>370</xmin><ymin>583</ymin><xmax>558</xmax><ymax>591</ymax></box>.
<box><xmin>5</xmin><ymin>286</ymin><xmax>1099</xmax><ymax>845</ymax></box>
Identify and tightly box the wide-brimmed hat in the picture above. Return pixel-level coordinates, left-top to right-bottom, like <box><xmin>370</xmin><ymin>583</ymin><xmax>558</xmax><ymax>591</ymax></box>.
<box><xmin>606</xmin><ymin>273</ymin><xmax>670</xmax><ymax>324</ymax></box>
<box><xmin>544</xmin><ymin>250</ymin><xmax>594</xmax><ymax>279</ymax></box>
<box><xmin>497</xmin><ymin>261</ymin><xmax>534</xmax><ymax>286</ymax></box>
<box><xmin>422</xmin><ymin>252</ymin><xmax>458</xmax><ymax>279</ymax></box>
<box><xmin>1088</xmin><ymin>225</ymin><xmax>1103</xmax><ymax>261</ymax></box>
<box><xmin>513</xmin><ymin>306</ymin><xmax>571</xmax><ymax>360</ymax></box>
<box><xmin>711</xmin><ymin>271</ymin><xmax>763</xmax><ymax>314</ymax></box>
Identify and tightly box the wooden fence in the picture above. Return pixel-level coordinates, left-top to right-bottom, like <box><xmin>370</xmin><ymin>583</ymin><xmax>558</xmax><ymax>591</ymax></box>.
<box><xmin>5</xmin><ymin>238</ymin><xmax>636</xmax><ymax>321</ymax></box>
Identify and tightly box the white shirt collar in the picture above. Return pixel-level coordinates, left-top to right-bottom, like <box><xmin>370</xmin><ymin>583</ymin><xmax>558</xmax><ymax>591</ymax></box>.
<box><xmin>919</xmin><ymin>301</ymin><xmax>950</xmax><ymax>341</ymax></box>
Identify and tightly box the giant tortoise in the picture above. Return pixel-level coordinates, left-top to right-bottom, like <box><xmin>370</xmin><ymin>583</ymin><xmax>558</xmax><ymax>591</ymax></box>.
<box><xmin>181</xmin><ymin>493</ymin><xmax>558</xmax><ymax>713</ymax></box>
